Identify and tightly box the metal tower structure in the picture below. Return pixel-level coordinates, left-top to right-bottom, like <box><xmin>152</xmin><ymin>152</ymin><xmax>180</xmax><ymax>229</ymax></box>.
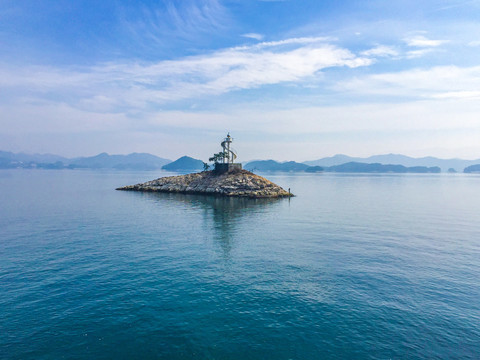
<box><xmin>221</xmin><ymin>133</ymin><xmax>237</xmax><ymax>164</ymax></box>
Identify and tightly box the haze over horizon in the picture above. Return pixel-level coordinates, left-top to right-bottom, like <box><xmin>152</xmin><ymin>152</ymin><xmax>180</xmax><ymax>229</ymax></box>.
<box><xmin>2</xmin><ymin>0</ymin><xmax>480</xmax><ymax>162</ymax></box>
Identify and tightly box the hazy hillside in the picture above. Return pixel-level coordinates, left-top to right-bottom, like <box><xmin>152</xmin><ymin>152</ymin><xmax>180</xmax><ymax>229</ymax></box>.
<box><xmin>303</xmin><ymin>154</ymin><xmax>358</xmax><ymax>167</ymax></box>
<box><xmin>0</xmin><ymin>150</ymin><xmax>68</xmax><ymax>164</ymax></box>
<box><xmin>0</xmin><ymin>151</ymin><xmax>171</xmax><ymax>170</ymax></box>
<box><xmin>305</xmin><ymin>166</ymin><xmax>324</xmax><ymax>173</ymax></box>
<box><xmin>464</xmin><ymin>164</ymin><xmax>480</xmax><ymax>173</ymax></box>
<box><xmin>304</xmin><ymin>154</ymin><xmax>480</xmax><ymax>172</ymax></box>
<box><xmin>244</xmin><ymin>160</ymin><xmax>309</xmax><ymax>172</ymax></box>
<box><xmin>325</xmin><ymin>162</ymin><xmax>441</xmax><ymax>173</ymax></box>
<box><xmin>71</xmin><ymin>153</ymin><xmax>171</xmax><ymax>170</ymax></box>
<box><xmin>3</xmin><ymin>150</ymin><xmax>480</xmax><ymax>173</ymax></box>
<box><xmin>243</xmin><ymin>159</ymin><xmax>442</xmax><ymax>173</ymax></box>
<box><xmin>162</xmin><ymin>156</ymin><xmax>204</xmax><ymax>172</ymax></box>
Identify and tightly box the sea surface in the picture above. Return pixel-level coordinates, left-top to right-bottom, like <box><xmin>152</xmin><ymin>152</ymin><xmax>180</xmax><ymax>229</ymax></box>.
<box><xmin>1</xmin><ymin>169</ymin><xmax>479</xmax><ymax>359</ymax></box>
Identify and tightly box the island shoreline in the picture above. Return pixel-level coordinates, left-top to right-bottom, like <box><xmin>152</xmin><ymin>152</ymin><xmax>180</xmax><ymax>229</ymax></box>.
<box><xmin>116</xmin><ymin>169</ymin><xmax>293</xmax><ymax>199</ymax></box>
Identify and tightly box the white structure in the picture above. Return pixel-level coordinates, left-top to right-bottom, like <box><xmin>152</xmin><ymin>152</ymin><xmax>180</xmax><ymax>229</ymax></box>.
<box><xmin>215</xmin><ymin>133</ymin><xmax>242</xmax><ymax>173</ymax></box>
<box><xmin>221</xmin><ymin>133</ymin><xmax>237</xmax><ymax>164</ymax></box>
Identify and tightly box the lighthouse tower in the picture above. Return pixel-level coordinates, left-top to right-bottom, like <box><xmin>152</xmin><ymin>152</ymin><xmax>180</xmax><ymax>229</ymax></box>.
<box><xmin>215</xmin><ymin>134</ymin><xmax>243</xmax><ymax>173</ymax></box>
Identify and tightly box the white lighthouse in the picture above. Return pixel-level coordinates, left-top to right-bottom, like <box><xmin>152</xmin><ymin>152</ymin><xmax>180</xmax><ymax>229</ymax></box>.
<box><xmin>220</xmin><ymin>133</ymin><xmax>237</xmax><ymax>164</ymax></box>
<box><xmin>215</xmin><ymin>133</ymin><xmax>242</xmax><ymax>173</ymax></box>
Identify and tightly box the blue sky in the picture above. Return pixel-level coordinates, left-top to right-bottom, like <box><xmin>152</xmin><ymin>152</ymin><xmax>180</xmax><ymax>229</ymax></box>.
<box><xmin>1</xmin><ymin>0</ymin><xmax>480</xmax><ymax>161</ymax></box>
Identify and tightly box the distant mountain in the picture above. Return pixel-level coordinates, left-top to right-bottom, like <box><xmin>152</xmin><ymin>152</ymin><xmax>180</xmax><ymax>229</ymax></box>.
<box><xmin>3</xmin><ymin>150</ymin><xmax>480</xmax><ymax>173</ymax></box>
<box><xmin>0</xmin><ymin>157</ymin><xmax>17</xmax><ymax>169</ymax></box>
<box><xmin>162</xmin><ymin>156</ymin><xmax>204</xmax><ymax>172</ymax></box>
<box><xmin>244</xmin><ymin>159</ymin><xmax>442</xmax><ymax>173</ymax></box>
<box><xmin>304</xmin><ymin>154</ymin><xmax>480</xmax><ymax>172</ymax></box>
<box><xmin>0</xmin><ymin>151</ymin><xmax>171</xmax><ymax>170</ymax></box>
<box><xmin>70</xmin><ymin>153</ymin><xmax>171</xmax><ymax>170</ymax></box>
<box><xmin>245</xmin><ymin>160</ymin><xmax>309</xmax><ymax>172</ymax></box>
<box><xmin>0</xmin><ymin>150</ymin><xmax>71</xmax><ymax>169</ymax></box>
<box><xmin>304</xmin><ymin>154</ymin><xmax>358</xmax><ymax>167</ymax></box>
<box><xmin>464</xmin><ymin>164</ymin><xmax>480</xmax><ymax>173</ymax></box>
<box><xmin>0</xmin><ymin>150</ymin><xmax>68</xmax><ymax>164</ymax></box>
<box><xmin>305</xmin><ymin>166</ymin><xmax>324</xmax><ymax>173</ymax></box>
<box><xmin>325</xmin><ymin>162</ymin><xmax>441</xmax><ymax>173</ymax></box>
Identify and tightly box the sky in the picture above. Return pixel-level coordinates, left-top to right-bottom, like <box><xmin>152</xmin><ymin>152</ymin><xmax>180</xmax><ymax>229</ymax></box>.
<box><xmin>1</xmin><ymin>0</ymin><xmax>480</xmax><ymax>162</ymax></box>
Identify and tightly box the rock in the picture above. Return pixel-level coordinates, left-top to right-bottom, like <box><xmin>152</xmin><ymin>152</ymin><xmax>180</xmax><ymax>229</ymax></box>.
<box><xmin>116</xmin><ymin>169</ymin><xmax>293</xmax><ymax>198</ymax></box>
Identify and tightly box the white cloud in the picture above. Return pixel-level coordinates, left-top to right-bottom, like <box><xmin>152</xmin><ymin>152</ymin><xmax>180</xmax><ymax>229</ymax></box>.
<box><xmin>232</xmin><ymin>36</ymin><xmax>333</xmax><ymax>51</ymax></box>
<box><xmin>336</xmin><ymin>65</ymin><xmax>480</xmax><ymax>99</ymax></box>
<box><xmin>142</xmin><ymin>99</ymin><xmax>480</xmax><ymax>135</ymax></box>
<box><xmin>467</xmin><ymin>40</ymin><xmax>480</xmax><ymax>47</ymax></box>
<box><xmin>4</xmin><ymin>94</ymin><xmax>480</xmax><ymax>160</ymax></box>
<box><xmin>405</xmin><ymin>48</ymin><xmax>437</xmax><ymax>59</ymax></box>
<box><xmin>403</xmin><ymin>35</ymin><xmax>448</xmax><ymax>47</ymax></box>
<box><xmin>0</xmin><ymin>37</ymin><xmax>372</xmax><ymax>109</ymax></box>
<box><xmin>430</xmin><ymin>91</ymin><xmax>480</xmax><ymax>99</ymax></box>
<box><xmin>361</xmin><ymin>45</ymin><xmax>398</xmax><ymax>57</ymax></box>
<box><xmin>241</xmin><ymin>33</ymin><xmax>264</xmax><ymax>40</ymax></box>
<box><xmin>121</xmin><ymin>0</ymin><xmax>232</xmax><ymax>46</ymax></box>
<box><xmin>0</xmin><ymin>100</ymin><xmax>131</xmax><ymax>134</ymax></box>
<box><xmin>141</xmin><ymin>97</ymin><xmax>480</xmax><ymax>160</ymax></box>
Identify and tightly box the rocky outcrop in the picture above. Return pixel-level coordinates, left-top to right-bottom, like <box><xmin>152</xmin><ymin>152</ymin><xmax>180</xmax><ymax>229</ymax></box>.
<box><xmin>116</xmin><ymin>169</ymin><xmax>292</xmax><ymax>198</ymax></box>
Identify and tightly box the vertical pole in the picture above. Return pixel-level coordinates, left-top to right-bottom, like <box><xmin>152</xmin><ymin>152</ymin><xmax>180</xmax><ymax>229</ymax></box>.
<box><xmin>227</xmin><ymin>140</ymin><xmax>230</xmax><ymax>163</ymax></box>
<box><xmin>222</xmin><ymin>139</ymin><xmax>226</xmax><ymax>164</ymax></box>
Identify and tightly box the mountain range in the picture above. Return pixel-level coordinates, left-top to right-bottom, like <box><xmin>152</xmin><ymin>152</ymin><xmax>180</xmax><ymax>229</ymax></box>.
<box><xmin>325</xmin><ymin>162</ymin><xmax>440</xmax><ymax>173</ymax></box>
<box><xmin>243</xmin><ymin>160</ymin><xmax>441</xmax><ymax>173</ymax></box>
<box><xmin>0</xmin><ymin>151</ymin><xmax>171</xmax><ymax>170</ymax></box>
<box><xmin>304</xmin><ymin>154</ymin><xmax>480</xmax><ymax>172</ymax></box>
<box><xmin>2</xmin><ymin>150</ymin><xmax>480</xmax><ymax>173</ymax></box>
<box><xmin>244</xmin><ymin>160</ymin><xmax>310</xmax><ymax>172</ymax></box>
<box><xmin>161</xmin><ymin>156</ymin><xmax>204</xmax><ymax>171</ymax></box>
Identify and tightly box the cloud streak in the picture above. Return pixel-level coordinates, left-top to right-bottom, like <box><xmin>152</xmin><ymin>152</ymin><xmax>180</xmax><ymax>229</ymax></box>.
<box><xmin>403</xmin><ymin>35</ymin><xmax>448</xmax><ymax>48</ymax></box>
<box><xmin>241</xmin><ymin>33</ymin><xmax>264</xmax><ymax>40</ymax></box>
<box><xmin>0</xmin><ymin>37</ymin><xmax>373</xmax><ymax>110</ymax></box>
<box><xmin>121</xmin><ymin>0</ymin><xmax>232</xmax><ymax>47</ymax></box>
<box><xmin>360</xmin><ymin>45</ymin><xmax>399</xmax><ymax>57</ymax></box>
<box><xmin>336</xmin><ymin>65</ymin><xmax>480</xmax><ymax>99</ymax></box>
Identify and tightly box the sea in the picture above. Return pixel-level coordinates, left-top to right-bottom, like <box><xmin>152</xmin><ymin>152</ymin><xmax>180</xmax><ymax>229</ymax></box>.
<box><xmin>1</xmin><ymin>169</ymin><xmax>479</xmax><ymax>359</ymax></box>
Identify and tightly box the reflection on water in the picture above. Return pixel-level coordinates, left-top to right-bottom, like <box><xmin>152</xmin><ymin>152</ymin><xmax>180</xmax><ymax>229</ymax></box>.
<box><xmin>2</xmin><ymin>170</ymin><xmax>480</xmax><ymax>359</ymax></box>
<box><xmin>126</xmin><ymin>192</ymin><xmax>285</xmax><ymax>258</ymax></box>
<box><xmin>135</xmin><ymin>191</ymin><xmax>284</xmax><ymax>210</ymax></box>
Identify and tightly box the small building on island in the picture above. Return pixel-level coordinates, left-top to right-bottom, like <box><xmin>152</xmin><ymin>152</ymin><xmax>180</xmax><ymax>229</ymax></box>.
<box><xmin>117</xmin><ymin>133</ymin><xmax>292</xmax><ymax>198</ymax></box>
<box><xmin>211</xmin><ymin>134</ymin><xmax>243</xmax><ymax>174</ymax></box>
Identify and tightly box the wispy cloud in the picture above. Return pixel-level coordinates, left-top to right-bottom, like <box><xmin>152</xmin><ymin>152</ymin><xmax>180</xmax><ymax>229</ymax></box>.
<box><xmin>3</xmin><ymin>91</ymin><xmax>480</xmax><ymax>160</ymax></box>
<box><xmin>361</xmin><ymin>45</ymin><xmax>399</xmax><ymax>57</ymax></box>
<box><xmin>232</xmin><ymin>36</ymin><xmax>333</xmax><ymax>50</ymax></box>
<box><xmin>433</xmin><ymin>0</ymin><xmax>480</xmax><ymax>12</ymax></box>
<box><xmin>0</xmin><ymin>37</ymin><xmax>373</xmax><ymax>110</ymax></box>
<box><xmin>405</xmin><ymin>48</ymin><xmax>437</xmax><ymax>59</ymax></box>
<box><xmin>121</xmin><ymin>0</ymin><xmax>232</xmax><ymax>47</ymax></box>
<box><xmin>403</xmin><ymin>35</ymin><xmax>448</xmax><ymax>48</ymax></box>
<box><xmin>336</xmin><ymin>65</ymin><xmax>480</xmax><ymax>99</ymax></box>
<box><xmin>431</xmin><ymin>90</ymin><xmax>480</xmax><ymax>99</ymax></box>
<box><xmin>467</xmin><ymin>40</ymin><xmax>480</xmax><ymax>47</ymax></box>
<box><xmin>241</xmin><ymin>33</ymin><xmax>264</xmax><ymax>41</ymax></box>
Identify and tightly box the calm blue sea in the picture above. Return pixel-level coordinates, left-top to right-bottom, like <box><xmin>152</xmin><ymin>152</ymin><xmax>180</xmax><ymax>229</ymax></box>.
<box><xmin>1</xmin><ymin>169</ymin><xmax>479</xmax><ymax>359</ymax></box>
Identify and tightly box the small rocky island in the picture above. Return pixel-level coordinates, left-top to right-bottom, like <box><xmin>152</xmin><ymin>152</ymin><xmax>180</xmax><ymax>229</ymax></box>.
<box><xmin>117</xmin><ymin>134</ymin><xmax>292</xmax><ymax>198</ymax></box>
